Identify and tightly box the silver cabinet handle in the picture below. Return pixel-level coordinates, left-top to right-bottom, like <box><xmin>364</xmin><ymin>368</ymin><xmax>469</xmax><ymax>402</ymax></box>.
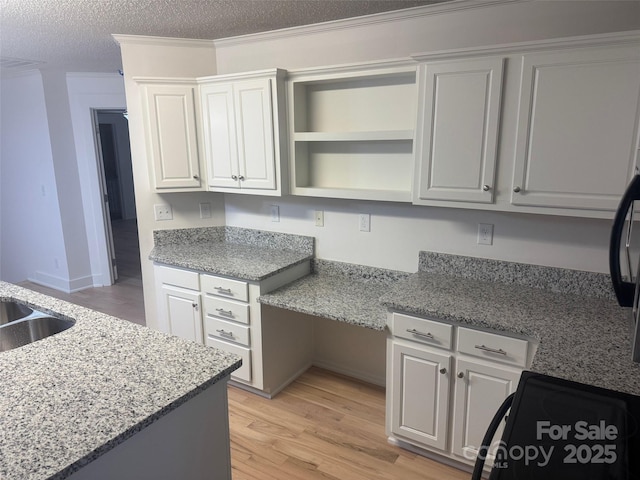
<box><xmin>193</xmin><ymin>175</ymin><xmax>199</xmax><ymax>180</ymax></box>
<box><xmin>216</xmin><ymin>308</ymin><xmax>233</xmax><ymax>317</ymax></box>
<box><xmin>238</xmin><ymin>175</ymin><xmax>245</xmax><ymax>181</ymax></box>
<box><xmin>231</xmin><ymin>175</ymin><xmax>238</xmax><ymax>180</ymax></box>
<box><xmin>440</xmin><ymin>368</ymin><xmax>447</xmax><ymax>374</ymax></box>
<box><xmin>483</xmin><ymin>185</ymin><xmax>491</xmax><ymax>191</ymax></box>
<box><xmin>406</xmin><ymin>328</ymin><xmax>434</xmax><ymax>339</ymax></box>
<box><xmin>513</xmin><ymin>186</ymin><xmax>521</xmax><ymax>193</ymax></box>
<box><xmin>457</xmin><ymin>372</ymin><xmax>464</xmax><ymax>379</ymax></box>
<box><xmin>475</xmin><ymin>344</ymin><xmax>507</xmax><ymax>355</ymax></box>
<box><xmin>192</xmin><ymin>303</ymin><xmax>198</xmax><ymax>311</ymax></box>
<box><xmin>216</xmin><ymin>329</ymin><xmax>234</xmax><ymax>339</ymax></box>
<box><xmin>215</xmin><ymin>287</ymin><xmax>232</xmax><ymax>294</ymax></box>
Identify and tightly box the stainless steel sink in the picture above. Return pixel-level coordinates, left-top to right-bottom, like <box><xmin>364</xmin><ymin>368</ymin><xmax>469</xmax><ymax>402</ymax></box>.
<box><xmin>0</xmin><ymin>316</ymin><xmax>75</xmax><ymax>352</ymax></box>
<box><xmin>0</xmin><ymin>301</ymin><xmax>34</xmax><ymax>326</ymax></box>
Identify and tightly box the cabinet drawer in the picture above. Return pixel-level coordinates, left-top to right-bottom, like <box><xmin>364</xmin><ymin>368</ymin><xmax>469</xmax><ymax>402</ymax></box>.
<box><xmin>157</xmin><ymin>266</ymin><xmax>199</xmax><ymax>290</ymax></box>
<box><xmin>203</xmin><ymin>295</ymin><xmax>250</xmax><ymax>325</ymax></box>
<box><xmin>206</xmin><ymin>336</ymin><xmax>252</xmax><ymax>383</ymax></box>
<box><xmin>205</xmin><ymin>316</ymin><xmax>250</xmax><ymax>347</ymax></box>
<box><xmin>457</xmin><ymin>327</ymin><xmax>528</xmax><ymax>367</ymax></box>
<box><xmin>392</xmin><ymin>313</ymin><xmax>453</xmax><ymax>350</ymax></box>
<box><xmin>201</xmin><ymin>274</ymin><xmax>249</xmax><ymax>302</ymax></box>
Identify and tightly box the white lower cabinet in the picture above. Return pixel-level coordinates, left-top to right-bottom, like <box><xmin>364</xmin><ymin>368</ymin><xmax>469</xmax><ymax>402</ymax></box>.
<box><xmin>451</xmin><ymin>358</ymin><xmax>521</xmax><ymax>465</ymax></box>
<box><xmin>390</xmin><ymin>342</ymin><xmax>451</xmax><ymax>450</ymax></box>
<box><xmin>387</xmin><ymin>312</ymin><xmax>529</xmax><ymax>468</ymax></box>
<box><xmin>155</xmin><ymin>262</ymin><xmax>311</xmax><ymax>396</ymax></box>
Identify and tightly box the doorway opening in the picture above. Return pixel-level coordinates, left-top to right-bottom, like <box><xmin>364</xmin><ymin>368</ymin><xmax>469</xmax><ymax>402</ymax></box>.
<box><xmin>92</xmin><ymin>109</ymin><xmax>141</xmax><ymax>288</ymax></box>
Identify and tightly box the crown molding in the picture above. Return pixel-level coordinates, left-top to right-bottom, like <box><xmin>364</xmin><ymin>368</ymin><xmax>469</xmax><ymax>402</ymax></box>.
<box><xmin>411</xmin><ymin>29</ymin><xmax>640</xmax><ymax>61</ymax></box>
<box><xmin>112</xmin><ymin>34</ymin><xmax>214</xmax><ymax>48</ymax></box>
<box><xmin>213</xmin><ymin>0</ymin><xmax>523</xmax><ymax>48</ymax></box>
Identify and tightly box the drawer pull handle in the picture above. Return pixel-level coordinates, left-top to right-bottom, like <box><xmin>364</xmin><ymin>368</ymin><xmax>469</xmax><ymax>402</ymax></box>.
<box><xmin>192</xmin><ymin>303</ymin><xmax>198</xmax><ymax>311</ymax></box>
<box><xmin>475</xmin><ymin>344</ymin><xmax>507</xmax><ymax>355</ymax></box>
<box><xmin>216</xmin><ymin>329</ymin><xmax>234</xmax><ymax>339</ymax></box>
<box><xmin>216</xmin><ymin>308</ymin><xmax>234</xmax><ymax>317</ymax></box>
<box><xmin>406</xmin><ymin>328</ymin><xmax>434</xmax><ymax>339</ymax></box>
<box><xmin>440</xmin><ymin>368</ymin><xmax>447</xmax><ymax>375</ymax></box>
<box><xmin>215</xmin><ymin>287</ymin><xmax>233</xmax><ymax>294</ymax></box>
<box><xmin>457</xmin><ymin>372</ymin><xmax>464</xmax><ymax>379</ymax></box>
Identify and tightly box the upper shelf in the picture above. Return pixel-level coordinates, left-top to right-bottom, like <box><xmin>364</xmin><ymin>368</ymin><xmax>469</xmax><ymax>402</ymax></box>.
<box><xmin>293</xmin><ymin>130</ymin><xmax>414</xmax><ymax>142</ymax></box>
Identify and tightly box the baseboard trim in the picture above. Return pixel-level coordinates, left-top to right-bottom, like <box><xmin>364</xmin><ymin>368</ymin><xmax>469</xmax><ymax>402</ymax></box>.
<box><xmin>28</xmin><ymin>271</ymin><xmax>95</xmax><ymax>294</ymax></box>
<box><xmin>312</xmin><ymin>359</ymin><xmax>386</xmax><ymax>387</ymax></box>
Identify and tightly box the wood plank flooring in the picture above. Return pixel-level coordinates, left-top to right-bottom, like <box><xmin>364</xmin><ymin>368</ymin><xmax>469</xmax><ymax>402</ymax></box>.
<box><xmin>229</xmin><ymin>368</ymin><xmax>469</xmax><ymax>480</ymax></box>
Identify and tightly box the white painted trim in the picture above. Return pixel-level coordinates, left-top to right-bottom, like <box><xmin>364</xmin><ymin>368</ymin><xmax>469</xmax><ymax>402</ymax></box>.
<box><xmin>213</xmin><ymin>0</ymin><xmax>521</xmax><ymax>47</ymax></box>
<box><xmin>66</xmin><ymin>74</ymin><xmax>127</xmax><ymax>288</ymax></box>
<box><xmin>111</xmin><ymin>34</ymin><xmax>214</xmax><ymax>48</ymax></box>
<box><xmin>312</xmin><ymin>359</ymin><xmax>386</xmax><ymax>387</ymax></box>
<box><xmin>411</xmin><ymin>29</ymin><xmax>640</xmax><ymax>61</ymax></box>
<box><xmin>28</xmin><ymin>271</ymin><xmax>93</xmax><ymax>293</ymax></box>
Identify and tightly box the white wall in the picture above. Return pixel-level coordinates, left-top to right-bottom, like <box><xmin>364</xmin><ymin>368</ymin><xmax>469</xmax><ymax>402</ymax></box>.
<box><xmin>115</xmin><ymin>37</ymin><xmax>226</xmax><ymax>330</ymax></box>
<box><xmin>214</xmin><ymin>0</ymin><xmax>640</xmax><ymax>73</ymax></box>
<box><xmin>0</xmin><ymin>71</ymin><xmax>69</xmax><ymax>285</ymax></box>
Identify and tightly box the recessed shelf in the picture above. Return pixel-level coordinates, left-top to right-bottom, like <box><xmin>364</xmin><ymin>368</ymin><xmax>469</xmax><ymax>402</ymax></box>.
<box><xmin>288</xmin><ymin>64</ymin><xmax>418</xmax><ymax>202</ymax></box>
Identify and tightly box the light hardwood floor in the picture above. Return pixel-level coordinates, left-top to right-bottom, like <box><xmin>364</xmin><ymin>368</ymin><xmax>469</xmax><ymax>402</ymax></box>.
<box><xmin>15</xmin><ymin>224</ymin><xmax>469</xmax><ymax>479</ymax></box>
<box><xmin>229</xmin><ymin>368</ymin><xmax>469</xmax><ymax>480</ymax></box>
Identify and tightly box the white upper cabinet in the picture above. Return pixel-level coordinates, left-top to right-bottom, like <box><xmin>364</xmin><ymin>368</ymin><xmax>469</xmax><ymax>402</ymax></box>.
<box><xmin>288</xmin><ymin>63</ymin><xmax>417</xmax><ymax>202</ymax></box>
<box><xmin>511</xmin><ymin>44</ymin><xmax>640</xmax><ymax>211</ymax></box>
<box><xmin>199</xmin><ymin>69</ymin><xmax>286</xmax><ymax>196</ymax></box>
<box><xmin>139</xmin><ymin>82</ymin><xmax>203</xmax><ymax>191</ymax></box>
<box><xmin>414</xmin><ymin>57</ymin><xmax>504</xmax><ymax>204</ymax></box>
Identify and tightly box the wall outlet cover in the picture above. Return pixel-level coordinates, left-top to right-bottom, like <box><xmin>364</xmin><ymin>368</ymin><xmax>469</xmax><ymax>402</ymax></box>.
<box><xmin>359</xmin><ymin>213</ymin><xmax>371</xmax><ymax>232</ymax></box>
<box><xmin>270</xmin><ymin>205</ymin><xmax>280</xmax><ymax>222</ymax></box>
<box><xmin>154</xmin><ymin>204</ymin><xmax>173</xmax><ymax>221</ymax></box>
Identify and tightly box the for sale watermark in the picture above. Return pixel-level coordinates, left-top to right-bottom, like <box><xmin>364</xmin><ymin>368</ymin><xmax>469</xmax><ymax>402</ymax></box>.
<box><xmin>467</xmin><ymin>420</ymin><xmax>619</xmax><ymax>469</ymax></box>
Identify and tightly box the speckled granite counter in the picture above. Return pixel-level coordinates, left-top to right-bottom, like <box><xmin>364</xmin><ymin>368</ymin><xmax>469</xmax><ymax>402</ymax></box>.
<box><xmin>259</xmin><ymin>260</ymin><xmax>408</xmax><ymax>330</ymax></box>
<box><xmin>0</xmin><ymin>282</ymin><xmax>241</xmax><ymax>480</ymax></box>
<box><xmin>149</xmin><ymin>226</ymin><xmax>314</xmax><ymax>280</ymax></box>
<box><xmin>380</xmin><ymin>252</ymin><xmax>640</xmax><ymax>396</ymax></box>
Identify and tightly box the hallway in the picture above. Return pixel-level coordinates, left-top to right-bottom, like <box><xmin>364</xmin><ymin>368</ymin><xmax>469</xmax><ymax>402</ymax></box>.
<box><xmin>19</xmin><ymin>219</ymin><xmax>145</xmax><ymax>325</ymax></box>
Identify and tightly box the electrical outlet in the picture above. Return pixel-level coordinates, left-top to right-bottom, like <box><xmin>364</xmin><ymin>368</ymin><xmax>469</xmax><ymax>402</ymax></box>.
<box><xmin>315</xmin><ymin>210</ymin><xmax>324</xmax><ymax>227</ymax></box>
<box><xmin>477</xmin><ymin>223</ymin><xmax>494</xmax><ymax>245</ymax></box>
<box><xmin>359</xmin><ymin>213</ymin><xmax>371</xmax><ymax>232</ymax></box>
<box><xmin>154</xmin><ymin>204</ymin><xmax>173</xmax><ymax>221</ymax></box>
<box><xmin>199</xmin><ymin>202</ymin><xmax>211</xmax><ymax>219</ymax></box>
<box><xmin>270</xmin><ymin>205</ymin><xmax>280</xmax><ymax>222</ymax></box>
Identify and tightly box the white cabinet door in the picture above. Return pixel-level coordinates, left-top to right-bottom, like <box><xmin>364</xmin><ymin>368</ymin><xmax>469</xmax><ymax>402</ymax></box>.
<box><xmin>200</xmin><ymin>82</ymin><xmax>241</xmax><ymax>189</ymax></box>
<box><xmin>390</xmin><ymin>342</ymin><xmax>451</xmax><ymax>451</ymax></box>
<box><xmin>141</xmin><ymin>83</ymin><xmax>202</xmax><ymax>190</ymax></box>
<box><xmin>414</xmin><ymin>57</ymin><xmax>504</xmax><ymax>204</ymax></box>
<box><xmin>201</xmin><ymin>76</ymin><xmax>277</xmax><ymax>192</ymax></box>
<box><xmin>234</xmin><ymin>78</ymin><xmax>277</xmax><ymax>190</ymax></box>
<box><xmin>511</xmin><ymin>45</ymin><xmax>640</xmax><ymax>211</ymax></box>
<box><xmin>452</xmin><ymin>358</ymin><xmax>520</xmax><ymax>464</ymax></box>
<box><xmin>161</xmin><ymin>285</ymin><xmax>203</xmax><ymax>344</ymax></box>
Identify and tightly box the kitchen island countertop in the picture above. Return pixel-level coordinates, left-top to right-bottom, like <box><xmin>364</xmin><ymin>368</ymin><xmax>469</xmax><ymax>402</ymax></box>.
<box><xmin>0</xmin><ymin>281</ymin><xmax>241</xmax><ymax>480</ymax></box>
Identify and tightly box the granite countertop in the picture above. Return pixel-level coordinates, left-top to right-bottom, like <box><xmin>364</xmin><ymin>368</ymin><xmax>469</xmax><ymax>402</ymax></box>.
<box><xmin>259</xmin><ymin>260</ymin><xmax>408</xmax><ymax>330</ymax></box>
<box><xmin>380</xmin><ymin>271</ymin><xmax>640</xmax><ymax>397</ymax></box>
<box><xmin>0</xmin><ymin>282</ymin><xmax>241</xmax><ymax>480</ymax></box>
<box><xmin>149</xmin><ymin>226</ymin><xmax>314</xmax><ymax>281</ymax></box>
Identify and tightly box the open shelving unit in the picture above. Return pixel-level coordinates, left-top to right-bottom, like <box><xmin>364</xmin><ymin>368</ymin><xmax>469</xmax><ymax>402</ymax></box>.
<box><xmin>287</xmin><ymin>64</ymin><xmax>418</xmax><ymax>201</ymax></box>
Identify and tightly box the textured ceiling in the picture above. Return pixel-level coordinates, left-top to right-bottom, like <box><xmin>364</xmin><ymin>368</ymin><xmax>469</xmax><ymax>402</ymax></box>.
<box><xmin>0</xmin><ymin>0</ymin><xmax>446</xmax><ymax>74</ymax></box>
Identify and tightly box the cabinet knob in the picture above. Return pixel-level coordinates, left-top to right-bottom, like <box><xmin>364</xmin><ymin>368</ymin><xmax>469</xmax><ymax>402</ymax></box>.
<box><xmin>239</xmin><ymin>175</ymin><xmax>245</xmax><ymax>181</ymax></box>
<box><xmin>231</xmin><ymin>175</ymin><xmax>238</xmax><ymax>180</ymax></box>
<box><xmin>440</xmin><ymin>368</ymin><xmax>447</xmax><ymax>375</ymax></box>
<box><xmin>192</xmin><ymin>303</ymin><xmax>198</xmax><ymax>311</ymax></box>
<box><xmin>193</xmin><ymin>175</ymin><xmax>199</xmax><ymax>180</ymax></box>
<box><xmin>483</xmin><ymin>185</ymin><xmax>491</xmax><ymax>191</ymax></box>
<box><xmin>457</xmin><ymin>372</ymin><xmax>464</xmax><ymax>379</ymax></box>
<box><xmin>513</xmin><ymin>186</ymin><xmax>521</xmax><ymax>193</ymax></box>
